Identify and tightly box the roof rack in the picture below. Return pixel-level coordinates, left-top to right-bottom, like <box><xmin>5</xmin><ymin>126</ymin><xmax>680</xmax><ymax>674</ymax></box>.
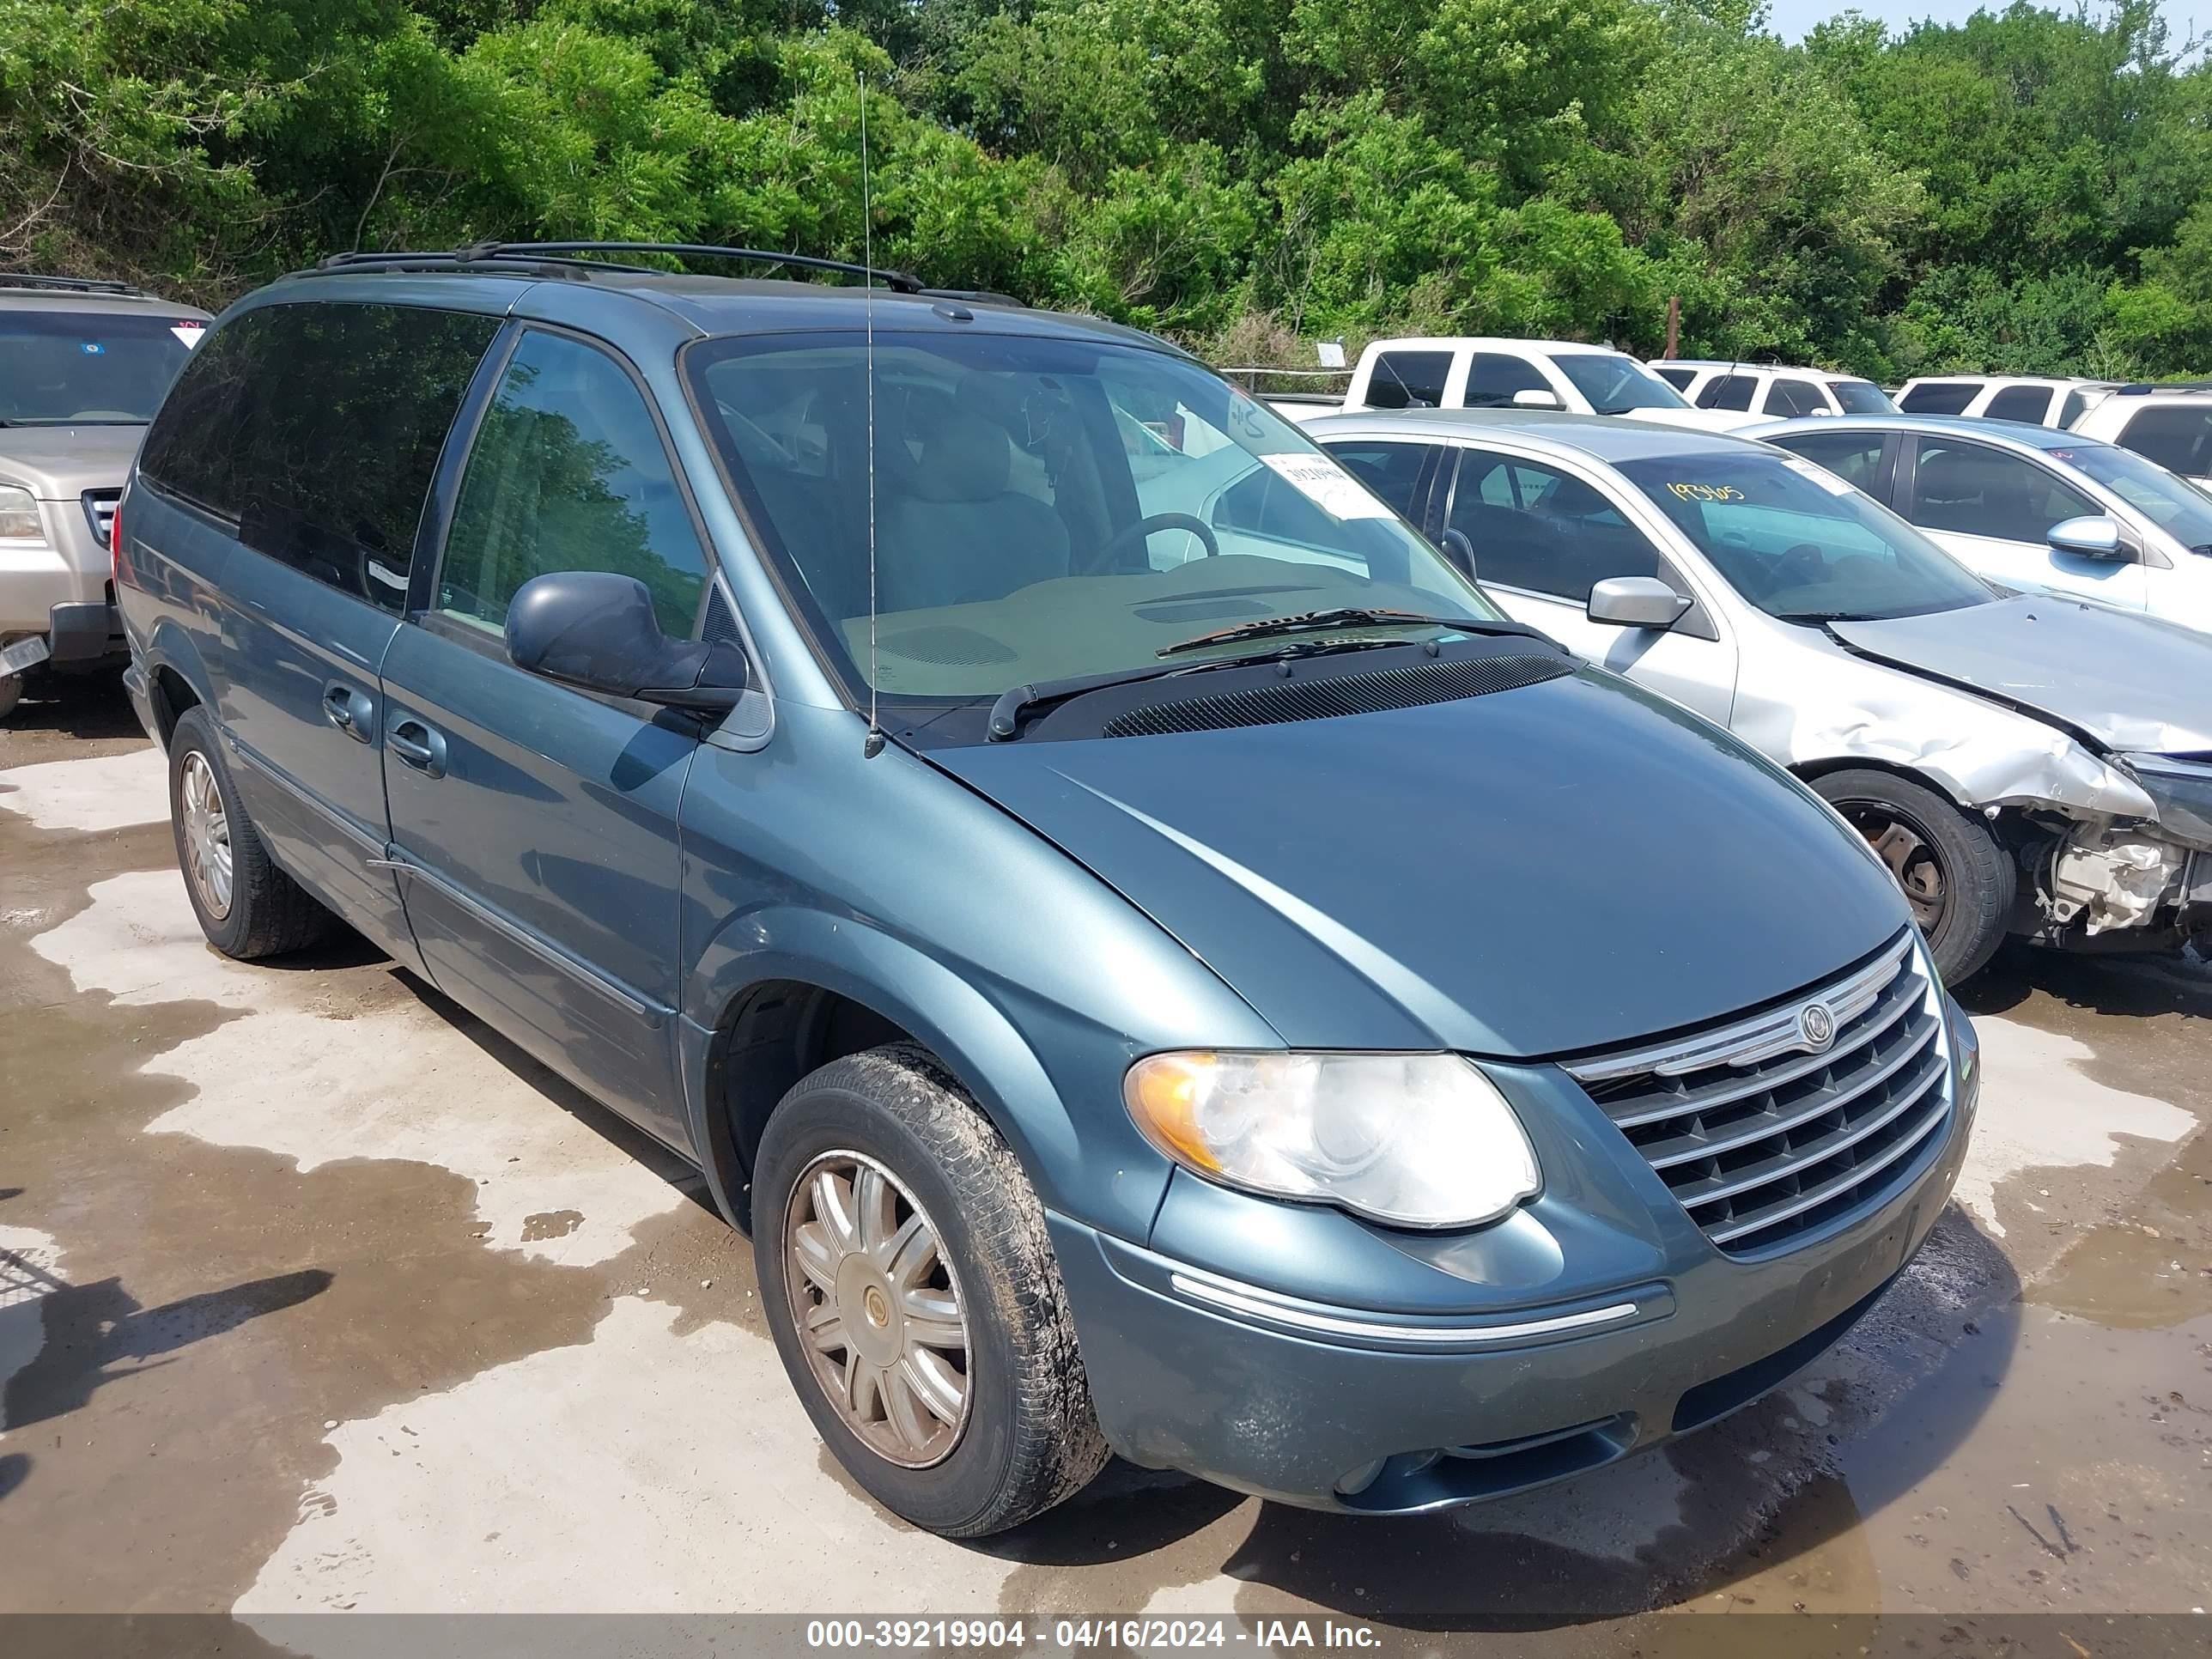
<box><xmin>0</xmin><ymin>273</ymin><xmax>154</xmax><ymax>298</ymax></box>
<box><xmin>314</xmin><ymin>241</ymin><xmax>931</xmax><ymax>295</ymax></box>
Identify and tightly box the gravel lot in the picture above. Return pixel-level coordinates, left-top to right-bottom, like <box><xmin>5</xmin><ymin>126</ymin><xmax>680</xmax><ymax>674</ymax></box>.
<box><xmin>3</xmin><ymin>676</ymin><xmax>2209</xmax><ymax>1654</ymax></box>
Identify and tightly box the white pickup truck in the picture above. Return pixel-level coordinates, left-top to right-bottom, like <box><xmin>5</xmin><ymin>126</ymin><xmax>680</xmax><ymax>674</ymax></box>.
<box><xmin>1262</xmin><ymin>336</ymin><xmax>1762</xmax><ymax>434</ymax></box>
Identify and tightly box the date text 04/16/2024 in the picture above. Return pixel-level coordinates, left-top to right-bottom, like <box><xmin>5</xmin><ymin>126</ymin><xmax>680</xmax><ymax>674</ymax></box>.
<box><xmin>804</xmin><ymin>1620</ymin><xmax>1385</xmax><ymax>1650</ymax></box>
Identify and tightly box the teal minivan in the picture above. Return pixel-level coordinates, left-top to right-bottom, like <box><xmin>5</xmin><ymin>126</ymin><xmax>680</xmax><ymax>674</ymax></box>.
<box><xmin>117</xmin><ymin>245</ymin><xmax>1976</xmax><ymax>1535</ymax></box>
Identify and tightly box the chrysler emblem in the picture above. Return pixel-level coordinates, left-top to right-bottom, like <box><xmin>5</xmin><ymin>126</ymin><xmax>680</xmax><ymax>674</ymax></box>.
<box><xmin>1800</xmin><ymin>1001</ymin><xmax>1836</xmax><ymax>1050</ymax></box>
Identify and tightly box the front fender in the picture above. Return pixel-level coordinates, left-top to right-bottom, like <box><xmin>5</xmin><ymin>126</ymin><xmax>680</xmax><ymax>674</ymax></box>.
<box><xmin>1739</xmin><ymin>653</ymin><xmax>2154</xmax><ymax>820</ymax></box>
<box><xmin>684</xmin><ymin>906</ymin><xmax>1077</xmax><ymax>1188</ymax></box>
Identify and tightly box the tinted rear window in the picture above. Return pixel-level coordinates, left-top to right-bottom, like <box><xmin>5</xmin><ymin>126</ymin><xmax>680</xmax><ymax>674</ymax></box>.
<box><xmin>2115</xmin><ymin>403</ymin><xmax>2212</xmax><ymax>477</ymax></box>
<box><xmin>1362</xmin><ymin>350</ymin><xmax>1453</xmax><ymax>409</ymax></box>
<box><xmin>1698</xmin><ymin>374</ymin><xmax>1756</xmax><ymax>410</ymax></box>
<box><xmin>140</xmin><ymin>302</ymin><xmax>497</xmax><ymax>612</ymax></box>
<box><xmin>1765</xmin><ymin>378</ymin><xmax>1830</xmax><ymax>417</ymax></box>
<box><xmin>1899</xmin><ymin>381</ymin><xmax>1978</xmax><ymax>416</ymax></box>
<box><xmin>1462</xmin><ymin>352</ymin><xmax>1552</xmax><ymax>408</ymax></box>
<box><xmin>1984</xmin><ymin>385</ymin><xmax>2053</xmax><ymax>423</ymax></box>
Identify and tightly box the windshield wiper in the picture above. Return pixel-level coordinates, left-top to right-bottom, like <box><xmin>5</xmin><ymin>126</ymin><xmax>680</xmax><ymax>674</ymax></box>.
<box><xmin>987</xmin><ymin>635</ymin><xmax>1448</xmax><ymax>741</ymax></box>
<box><xmin>1780</xmin><ymin>611</ymin><xmax>1882</xmax><ymax>624</ymax></box>
<box><xmin>988</xmin><ymin>663</ymin><xmax>1211</xmax><ymax>740</ymax></box>
<box><xmin>1157</xmin><ymin>606</ymin><xmax>1544</xmax><ymax>658</ymax></box>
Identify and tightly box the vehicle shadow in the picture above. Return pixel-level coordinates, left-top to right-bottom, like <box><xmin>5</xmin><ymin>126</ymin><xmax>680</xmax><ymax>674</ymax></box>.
<box><xmin>1959</xmin><ymin>939</ymin><xmax>2212</xmax><ymax>1022</ymax></box>
<box><xmin>980</xmin><ymin>1210</ymin><xmax>2021</xmax><ymax>1627</ymax></box>
<box><xmin>2</xmin><ymin>672</ymin><xmax>143</xmax><ymax>742</ymax></box>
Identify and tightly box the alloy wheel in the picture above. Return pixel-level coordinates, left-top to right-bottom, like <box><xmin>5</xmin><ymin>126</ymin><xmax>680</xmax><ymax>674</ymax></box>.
<box><xmin>179</xmin><ymin>750</ymin><xmax>234</xmax><ymax>921</ymax></box>
<box><xmin>782</xmin><ymin>1151</ymin><xmax>972</xmax><ymax>1468</ymax></box>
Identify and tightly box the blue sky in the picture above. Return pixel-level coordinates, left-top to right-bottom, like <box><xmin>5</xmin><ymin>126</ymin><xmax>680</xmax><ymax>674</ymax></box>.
<box><xmin>1762</xmin><ymin>0</ymin><xmax>2203</xmax><ymax>44</ymax></box>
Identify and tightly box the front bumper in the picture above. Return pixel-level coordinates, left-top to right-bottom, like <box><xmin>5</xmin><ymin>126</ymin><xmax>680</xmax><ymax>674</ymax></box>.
<box><xmin>1051</xmin><ymin>1022</ymin><xmax>1975</xmax><ymax>1514</ymax></box>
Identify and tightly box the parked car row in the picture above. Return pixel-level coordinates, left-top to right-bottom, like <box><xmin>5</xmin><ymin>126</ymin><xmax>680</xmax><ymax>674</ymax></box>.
<box><xmin>1650</xmin><ymin>360</ymin><xmax>1897</xmax><ymax>419</ymax></box>
<box><xmin>99</xmin><ymin>247</ymin><xmax>1990</xmax><ymax>1541</ymax></box>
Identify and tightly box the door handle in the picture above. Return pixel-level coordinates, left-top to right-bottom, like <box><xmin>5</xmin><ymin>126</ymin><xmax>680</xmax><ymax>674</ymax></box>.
<box><xmin>322</xmin><ymin>681</ymin><xmax>375</xmax><ymax>742</ymax></box>
<box><xmin>387</xmin><ymin>718</ymin><xmax>447</xmax><ymax>779</ymax></box>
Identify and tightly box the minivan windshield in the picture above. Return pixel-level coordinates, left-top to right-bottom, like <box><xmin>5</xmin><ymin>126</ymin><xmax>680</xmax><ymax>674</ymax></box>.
<box><xmin>1620</xmin><ymin>450</ymin><xmax>1996</xmax><ymax>622</ymax></box>
<box><xmin>1553</xmin><ymin>353</ymin><xmax>1691</xmax><ymax>415</ymax></box>
<box><xmin>0</xmin><ymin>311</ymin><xmax>200</xmax><ymax>424</ymax></box>
<box><xmin>2049</xmin><ymin>441</ymin><xmax>2212</xmax><ymax>554</ymax></box>
<box><xmin>686</xmin><ymin>332</ymin><xmax>1501</xmax><ymax>698</ymax></box>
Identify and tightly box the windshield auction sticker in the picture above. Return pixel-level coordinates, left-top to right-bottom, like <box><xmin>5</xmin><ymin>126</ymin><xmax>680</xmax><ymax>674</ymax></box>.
<box><xmin>1259</xmin><ymin>453</ymin><xmax>1393</xmax><ymax>520</ymax></box>
<box><xmin>1780</xmin><ymin>455</ymin><xmax>1856</xmax><ymax>495</ymax></box>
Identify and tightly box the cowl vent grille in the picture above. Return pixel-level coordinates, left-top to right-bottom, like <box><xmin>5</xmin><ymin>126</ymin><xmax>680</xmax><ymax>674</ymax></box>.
<box><xmin>1101</xmin><ymin>648</ymin><xmax>1571</xmax><ymax>738</ymax></box>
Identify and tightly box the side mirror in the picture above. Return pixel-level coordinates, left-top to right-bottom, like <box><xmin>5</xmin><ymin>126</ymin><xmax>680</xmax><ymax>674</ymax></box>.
<box><xmin>1439</xmin><ymin>526</ymin><xmax>1477</xmax><ymax>579</ymax></box>
<box><xmin>1510</xmin><ymin>388</ymin><xmax>1565</xmax><ymax>410</ymax></box>
<box><xmin>1588</xmin><ymin>575</ymin><xmax>1693</xmax><ymax>630</ymax></box>
<box><xmin>2046</xmin><ymin>514</ymin><xmax>2135</xmax><ymax>562</ymax></box>
<box><xmin>505</xmin><ymin>571</ymin><xmax>747</xmax><ymax>713</ymax></box>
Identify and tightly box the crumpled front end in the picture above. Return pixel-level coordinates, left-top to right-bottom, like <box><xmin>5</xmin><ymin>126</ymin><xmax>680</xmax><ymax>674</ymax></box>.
<box><xmin>1739</xmin><ymin>611</ymin><xmax>2212</xmax><ymax>958</ymax></box>
<box><xmin>2044</xmin><ymin>757</ymin><xmax>2212</xmax><ymax>946</ymax></box>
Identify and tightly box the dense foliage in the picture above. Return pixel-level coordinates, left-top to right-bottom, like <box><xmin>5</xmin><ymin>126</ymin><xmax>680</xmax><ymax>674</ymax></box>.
<box><xmin>3</xmin><ymin>0</ymin><xmax>2207</xmax><ymax>377</ymax></box>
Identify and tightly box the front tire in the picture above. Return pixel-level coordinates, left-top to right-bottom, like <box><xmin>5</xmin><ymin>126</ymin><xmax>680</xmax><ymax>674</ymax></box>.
<box><xmin>753</xmin><ymin>1043</ymin><xmax>1109</xmax><ymax>1536</ymax></box>
<box><xmin>1812</xmin><ymin>767</ymin><xmax>2012</xmax><ymax>982</ymax></box>
<box><xmin>167</xmin><ymin>707</ymin><xmax>331</xmax><ymax>959</ymax></box>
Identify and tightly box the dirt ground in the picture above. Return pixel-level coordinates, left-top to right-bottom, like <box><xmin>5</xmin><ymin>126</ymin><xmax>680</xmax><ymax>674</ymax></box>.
<box><xmin>3</xmin><ymin>674</ymin><xmax>2209</xmax><ymax>1656</ymax></box>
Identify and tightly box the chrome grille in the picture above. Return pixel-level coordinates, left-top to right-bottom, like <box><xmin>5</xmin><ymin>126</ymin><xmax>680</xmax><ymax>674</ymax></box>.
<box><xmin>1565</xmin><ymin>932</ymin><xmax>1950</xmax><ymax>1256</ymax></box>
<box><xmin>82</xmin><ymin>489</ymin><xmax>118</xmax><ymax>546</ymax></box>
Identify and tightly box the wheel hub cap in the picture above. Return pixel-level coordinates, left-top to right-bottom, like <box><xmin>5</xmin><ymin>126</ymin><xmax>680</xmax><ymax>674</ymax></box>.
<box><xmin>783</xmin><ymin>1152</ymin><xmax>972</xmax><ymax>1469</ymax></box>
<box><xmin>179</xmin><ymin>751</ymin><xmax>234</xmax><ymax>921</ymax></box>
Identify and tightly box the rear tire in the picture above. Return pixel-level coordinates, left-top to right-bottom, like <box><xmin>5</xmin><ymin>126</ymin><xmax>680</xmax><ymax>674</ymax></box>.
<box><xmin>1811</xmin><ymin>767</ymin><xmax>2012</xmax><ymax>983</ymax></box>
<box><xmin>168</xmin><ymin>707</ymin><xmax>331</xmax><ymax>959</ymax></box>
<box><xmin>753</xmin><ymin>1043</ymin><xmax>1109</xmax><ymax>1537</ymax></box>
<box><xmin>0</xmin><ymin>673</ymin><xmax>20</xmax><ymax>722</ymax></box>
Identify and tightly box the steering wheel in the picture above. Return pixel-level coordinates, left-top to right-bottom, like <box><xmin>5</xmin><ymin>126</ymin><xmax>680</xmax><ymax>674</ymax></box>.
<box><xmin>1771</xmin><ymin>541</ymin><xmax>1829</xmax><ymax>596</ymax></box>
<box><xmin>1093</xmin><ymin>512</ymin><xmax>1220</xmax><ymax>571</ymax></box>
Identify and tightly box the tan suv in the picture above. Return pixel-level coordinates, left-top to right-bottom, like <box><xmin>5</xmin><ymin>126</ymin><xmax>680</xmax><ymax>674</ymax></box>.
<box><xmin>1</xmin><ymin>275</ymin><xmax>210</xmax><ymax>720</ymax></box>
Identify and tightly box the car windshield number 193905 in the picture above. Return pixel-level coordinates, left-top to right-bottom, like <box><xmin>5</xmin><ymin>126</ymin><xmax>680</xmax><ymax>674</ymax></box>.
<box><xmin>1664</xmin><ymin>483</ymin><xmax>1745</xmax><ymax>502</ymax></box>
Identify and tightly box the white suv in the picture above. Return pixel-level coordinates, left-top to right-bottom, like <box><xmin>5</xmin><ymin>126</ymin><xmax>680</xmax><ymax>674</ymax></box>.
<box><xmin>2069</xmin><ymin>386</ymin><xmax>2212</xmax><ymax>489</ymax></box>
<box><xmin>1</xmin><ymin>274</ymin><xmax>210</xmax><ymax>719</ymax></box>
<box><xmin>1650</xmin><ymin>361</ymin><xmax>1894</xmax><ymax>419</ymax></box>
<box><xmin>1343</xmin><ymin>337</ymin><xmax>1761</xmax><ymax>432</ymax></box>
<box><xmin>1894</xmin><ymin>375</ymin><xmax>2116</xmax><ymax>428</ymax></box>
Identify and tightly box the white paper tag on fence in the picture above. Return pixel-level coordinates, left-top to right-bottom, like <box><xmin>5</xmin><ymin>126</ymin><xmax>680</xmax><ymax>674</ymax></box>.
<box><xmin>1260</xmin><ymin>453</ymin><xmax>1393</xmax><ymax>520</ymax></box>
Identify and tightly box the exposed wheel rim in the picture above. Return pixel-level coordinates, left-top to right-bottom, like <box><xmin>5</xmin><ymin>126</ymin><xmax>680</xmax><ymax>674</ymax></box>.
<box><xmin>782</xmin><ymin>1150</ymin><xmax>972</xmax><ymax>1469</ymax></box>
<box><xmin>1835</xmin><ymin>798</ymin><xmax>1947</xmax><ymax>936</ymax></box>
<box><xmin>179</xmin><ymin>750</ymin><xmax>234</xmax><ymax>921</ymax></box>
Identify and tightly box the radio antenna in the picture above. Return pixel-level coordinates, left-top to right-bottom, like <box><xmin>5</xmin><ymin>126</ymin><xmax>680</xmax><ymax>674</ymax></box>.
<box><xmin>859</xmin><ymin>71</ymin><xmax>885</xmax><ymax>761</ymax></box>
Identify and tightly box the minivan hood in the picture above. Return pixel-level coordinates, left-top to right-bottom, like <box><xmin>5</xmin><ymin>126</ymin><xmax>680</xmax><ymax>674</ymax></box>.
<box><xmin>0</xmin><ymin>422</ymin><xmax>145</xmax><ymax>496</ymax></box>
<box><xmin>1828</xmin><ymin>596</ymin><xmax>2212</xmax><ymax>755</ymax></box>
<box><xmin>931</xmin><ymin>668</ymin><xmax>1907</xmax><ymax>1057</ymax></box>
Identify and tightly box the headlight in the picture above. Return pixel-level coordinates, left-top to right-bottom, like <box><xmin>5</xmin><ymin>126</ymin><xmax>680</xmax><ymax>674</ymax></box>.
<box><xmin>1123</xmin><ymin>1051</ymin><xmax>1540</xmax><ymax>1230</ymax></box>
<box><xmin>0</xmin><ymin>484</ymin><xmax>45</xmax><ymax>543</ymax></box>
